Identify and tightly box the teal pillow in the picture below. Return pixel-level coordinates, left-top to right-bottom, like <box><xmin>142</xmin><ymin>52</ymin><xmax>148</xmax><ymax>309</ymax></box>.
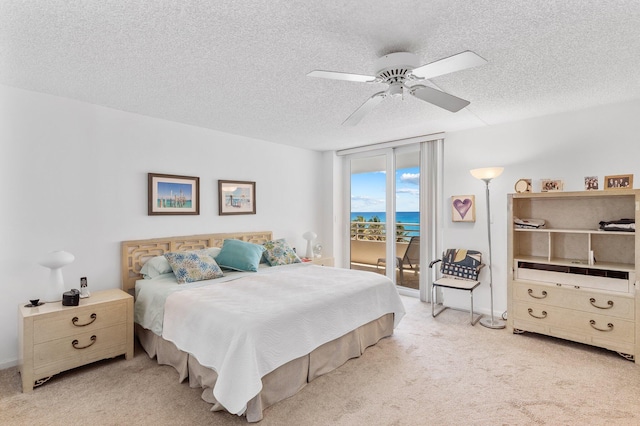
<box><xmin>164</xmin><ymin>250</ymin><xmax>224</xmax><ymax>284</ymax></box>
<box><xmin>263</xmin><ymin>239</ymin><xmax>301</xmax><ymax>266</ymax></box>
<box><xmin>215</xmin><ymin>239</ymin><xmax>266</xmax><ymax>272</ymax></box>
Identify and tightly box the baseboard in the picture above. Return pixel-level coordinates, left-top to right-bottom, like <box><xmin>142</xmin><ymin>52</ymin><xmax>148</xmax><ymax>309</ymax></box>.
<box><xmin>0</xmin><ymin>358</ymin><xmax>18</xmax><ymax>370</ymax></box>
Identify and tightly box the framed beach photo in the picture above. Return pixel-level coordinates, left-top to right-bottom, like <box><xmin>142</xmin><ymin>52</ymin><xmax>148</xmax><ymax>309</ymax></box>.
<box><xmin>148</xmin><ymin>173</ymin><xmax>199</xmax><ymax>215</ymax></box>
<box><xmin>451</xmin><ymin>195</ymin><xmax>475</xmax><ymax>222</ymax></box>
<box><xmin>541</xmin><ymin>179</ymin><xmax>563</xmax><ymax>192</ymax></box>
<box><xmin>219</xmin><ymin>180</ymin><xmax>256</xmax><ymax>215</ymax></box>
<box><xmin>604</xmin><ymin>174</ymin><xmax>633</xmax><ymax>190</ymax></box>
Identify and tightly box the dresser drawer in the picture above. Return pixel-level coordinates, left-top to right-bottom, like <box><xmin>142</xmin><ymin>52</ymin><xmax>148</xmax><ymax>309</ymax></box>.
<box><xmin>33</xmin><ymin>323</ymin><xmax>127</xmax><ymax>377</ymax></box>
<box><xmin>512</xmin><ymin>301</ymin><xmax>635</xmax><ymax>344</ymax></box>
<box><xmin>513</xmin><ymin>281</ymin><xmax>634</xmax><ymax>320</ymax></box>
<box><xmin>33</xmin><ymin>301</ymin><xmax>127</xmax><ymax>344</ymax></box>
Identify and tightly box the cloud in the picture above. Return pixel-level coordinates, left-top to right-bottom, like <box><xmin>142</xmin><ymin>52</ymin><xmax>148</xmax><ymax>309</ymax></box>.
<box><xmin>400</xmin><ymin>173</ymin><xmax>419</xmax><ymax>185</ymax></box>
<box><xmin>351</xmin><ymin>195</ymin><xmax>385</xmax><ymax>211</ymax></box>
<box><xmin>397</xmin><ymin>188</ymin><xmax>419</xmax><ymax>195</ymax></box>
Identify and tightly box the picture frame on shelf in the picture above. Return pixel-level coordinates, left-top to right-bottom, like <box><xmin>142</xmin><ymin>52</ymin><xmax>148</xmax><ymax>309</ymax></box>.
<box><xmin>604</xmin><ymin>174</ymin><xmax>633</xmax><ymax>190</ymax></box>
<box><xmin>148</xmin><ymin>173</ymin><xmax>199</xmax><ymax>215</ymax></box>
<box><xmin>541</xmin><ymin>179</ymin><xmax>563</xmax><ymax>192</ymax></box>
<box><xmin>219</xmin><ymin>180</ymin><xmax>256</xmax><ymax>215</ymax></box>
<box><xmin>514</xmin><ymin>178</ymin><xmax>532</xmax><ymax>193</ymax></box>
<box><xmin>451</xmin><ymin>195</ymin><xmax>475</xmax><ymax>222</ymax></box>
<box><xmin>584</xmin><ymin>176</ymin><xmax>599</xmax><ymax>191</ymax></box>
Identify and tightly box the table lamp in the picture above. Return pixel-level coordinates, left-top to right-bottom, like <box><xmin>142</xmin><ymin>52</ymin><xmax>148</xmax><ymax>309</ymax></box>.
<box><xmin>39</xmin><ymin>250</ymin><xmax>75</xmax><ymax>302</ymax></box>
<box><xmin>302</xmin><ymin>231</ymin><xmax>317</xmax><ymax>259</ymax></box>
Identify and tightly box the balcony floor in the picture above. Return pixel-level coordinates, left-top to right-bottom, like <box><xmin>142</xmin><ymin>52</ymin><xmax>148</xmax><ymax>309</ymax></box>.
<box><xmin>350</xmin><ymin>263</ymin><xmax>419</xmax><ymax>290</ymax></box>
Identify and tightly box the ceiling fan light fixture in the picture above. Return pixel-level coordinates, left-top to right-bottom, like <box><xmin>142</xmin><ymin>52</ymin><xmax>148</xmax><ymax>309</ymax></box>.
<box><xmin>388</xmin><ymin>82</ymin><xmax>404</xmax><ymax>97</ymax></box>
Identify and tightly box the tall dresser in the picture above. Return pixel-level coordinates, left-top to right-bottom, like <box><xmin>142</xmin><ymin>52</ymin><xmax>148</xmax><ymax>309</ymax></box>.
<box><xmin>507</xmin><ymin>189</ymin><xmax>639</xmax><ymax>362</ymax></box>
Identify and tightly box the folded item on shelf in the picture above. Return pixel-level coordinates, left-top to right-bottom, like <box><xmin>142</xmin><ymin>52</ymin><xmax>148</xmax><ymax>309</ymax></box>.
<box><xmin>599</xmin><ymin>218</ymin><xmax>635</xmax><ymax>232</ymax></box>
<box><xmin>514</xmin><ymin>217</ymin><xmax>546</xmax><ymax>229</ymax></box>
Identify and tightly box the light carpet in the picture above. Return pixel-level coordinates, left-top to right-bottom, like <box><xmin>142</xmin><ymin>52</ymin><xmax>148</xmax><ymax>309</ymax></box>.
<box><xmin>2</xmin><ymin>296</ymin><xmax>640</xmax><ymax>425</ymax></box>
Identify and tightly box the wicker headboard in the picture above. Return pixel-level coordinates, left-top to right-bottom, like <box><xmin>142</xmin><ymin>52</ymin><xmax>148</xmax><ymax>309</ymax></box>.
<box><xmin>120</xmin><ymin>231</ymin><xmax>273</xmax><ymax>294</ymax></box>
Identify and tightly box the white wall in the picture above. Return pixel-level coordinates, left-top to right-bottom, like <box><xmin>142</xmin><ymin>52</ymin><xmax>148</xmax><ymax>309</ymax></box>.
<box><xmin>442</xmin><ymin>99</ymin><xmax>640</xmax><ymax>315</ymax></box>
<box><xmin>0</xmin><ymin>85</ymin><xmax>325</xmax><ymax>367</ymax></box>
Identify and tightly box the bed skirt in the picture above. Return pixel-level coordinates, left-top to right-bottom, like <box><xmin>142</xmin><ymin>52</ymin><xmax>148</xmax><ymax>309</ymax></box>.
<box><xmin>135</xmin><ymin>313</ymin><xmax>394</xmax><ymax>422</ymax></box>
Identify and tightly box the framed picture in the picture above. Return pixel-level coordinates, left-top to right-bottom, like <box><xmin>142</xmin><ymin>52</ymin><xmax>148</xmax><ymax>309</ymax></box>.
<box><xmin>604</xmin><ymin>174</ymin><xmax>633</xmax><ymax>190</ymax></box>
<box><xmin>451</xmin><ymin>195</ymin><xmax>475</xmax><ymax>222</ymax></box>
<box><xmin>148</xmin><ymin>173</ymin><xmax>199</xmax><ymax>215</ymax></box>
<box><xmin>541</xmin><ymin>179</ymin><xmax>563</xmax><ymax>192</ymax></box>
<box><xmin>514</xmin><ymin>178</ymin><xmax>532</xmax><ymax>193</ymax></box>
<box><xmin>585</xmin><ymin>176</ymin><xmax>599</xmax><ymax>190</ymax></box>
<box><xmin>219</xmin><ymin>180</ymin><xmax>256</xmax><ymax>215</ymax></box>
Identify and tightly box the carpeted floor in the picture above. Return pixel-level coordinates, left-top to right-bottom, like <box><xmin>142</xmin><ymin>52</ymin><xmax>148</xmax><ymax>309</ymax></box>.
<box><xmin>2</xmin><ymin>296</ymin><xmax>640</xmax><ymax>425</ymax></box>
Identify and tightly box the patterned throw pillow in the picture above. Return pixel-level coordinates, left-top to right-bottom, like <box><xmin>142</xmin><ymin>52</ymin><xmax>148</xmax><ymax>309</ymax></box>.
<box><xmin>164</xmin><ymin>250</ymin><xmax>224</xmax><ymax>284</ymax></box>
<box><xmin>263</xmin><ymin>239</ymin><xmax>301</xmax><ymax>266</ymax></box>
<box><xmin>441</xmin><ymin>249</ymin><xmax>482</xmax><ymax>281</ymax></box>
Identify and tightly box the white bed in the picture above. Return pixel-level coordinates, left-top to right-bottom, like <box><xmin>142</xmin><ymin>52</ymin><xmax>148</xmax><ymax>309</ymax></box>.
<box><xmin>122</xmin><ymin>231</ymin><xmax>405</xmax><ymax>422</ymax></box>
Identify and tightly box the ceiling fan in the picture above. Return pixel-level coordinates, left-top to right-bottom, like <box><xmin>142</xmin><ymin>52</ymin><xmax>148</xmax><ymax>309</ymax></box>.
<box><xmin>307</xmin><ymin>51</ymin><xmax>487</xmax><ymax>126</ymax></box>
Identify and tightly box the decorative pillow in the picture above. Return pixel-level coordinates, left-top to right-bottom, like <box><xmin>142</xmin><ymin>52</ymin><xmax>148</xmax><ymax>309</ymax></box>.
<box><xmin>215</xmin><ymin>239</ymin><xmax>266</xmax><ymax>272</ymax></box>
<box><xmin>140</xmin><ymin>255</ymin><xmax>173</xmax><ymax>279</ymax></box>
<box><xmin>263</xmin><ymin>239</ymin><xmax>301</xmax><ymax>266</ymax></box>
<box><xmin>164</xmin><ymin>250</ymin><xmax>224</xmax><ymax>284</ymax></box>
<box><xmin>205</xmin><ymin>247</ymin><xmax>222</xmax><ymax>258</ymax></box>
<box><xmin>441</xmin><ymin>249</ymin><xmax>483</xmax><ymax>281</ymax></box>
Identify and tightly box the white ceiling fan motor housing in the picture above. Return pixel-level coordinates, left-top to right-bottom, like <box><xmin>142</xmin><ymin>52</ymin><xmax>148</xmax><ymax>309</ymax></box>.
<box><xmin>375</xmin><ymin>52</ymin><xmax>420</xmax><ymax>97</ymax></box>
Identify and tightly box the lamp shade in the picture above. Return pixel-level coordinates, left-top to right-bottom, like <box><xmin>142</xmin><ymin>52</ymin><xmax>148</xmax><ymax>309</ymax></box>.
<box><xmin>470</xmin><ymin>167</ymin><xmax>504</xmax><ymax>181</ymax></box>
<box><xmin>38</xmin><ymin>250</ymin><xmax>75</xmax><ymax>302</ymax></box>
<box><xmin>302</xmin><ymin>231</ymin><xmax>317</xmax><ymax>259</ymax></box>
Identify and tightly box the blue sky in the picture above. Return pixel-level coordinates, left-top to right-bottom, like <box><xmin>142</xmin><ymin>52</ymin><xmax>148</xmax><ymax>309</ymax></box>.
<box><xmin>351</xmin><ymin>166</ymin><xmax>419</xmax><ymax>212</ymax></box>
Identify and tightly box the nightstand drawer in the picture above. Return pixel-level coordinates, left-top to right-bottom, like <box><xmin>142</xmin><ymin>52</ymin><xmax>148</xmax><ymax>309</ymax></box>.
<box><xmin>33</xmin><ymin>301</ymin><xmax>127</xmax><ymax>344</ymax></box>
<box><xmin>33</xmin><ymin>323</ymin><xmax>127</xmax><ymax>377</ymax></box>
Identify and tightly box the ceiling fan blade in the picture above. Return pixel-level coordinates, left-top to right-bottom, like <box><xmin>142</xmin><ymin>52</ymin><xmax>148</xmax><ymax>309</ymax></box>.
<box><xmin>411</xmin><ymin>51</ymin><xmax>487</xmax><ymax>80</ymax></box>
<box><xmin>342</xmin><ymin>91</ymin><xmax>386</xmax><ymax>126</ymax></box>
<box><xmin>410</xmin><ymin>85</ymin><xmax>470</xmax><ymax>112</ymax></box>
<box><xmin>307</xmin><ymin>70</ymin><xmax>376</xmax><ymax>83</ymax></box>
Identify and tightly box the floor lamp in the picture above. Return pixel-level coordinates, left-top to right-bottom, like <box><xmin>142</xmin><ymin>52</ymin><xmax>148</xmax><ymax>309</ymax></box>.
<box><xmin>470</xmin><ymin>167</ymin><xmax>506</xmax><ymax>329</ymax></box>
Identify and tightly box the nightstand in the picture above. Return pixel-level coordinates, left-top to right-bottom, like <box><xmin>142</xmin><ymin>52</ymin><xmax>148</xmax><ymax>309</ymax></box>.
<box><xmin>311</xmin><ymin>257</ymin><xmax>334</xmax><ymax>267</ymax></box>
<box><xmin>18</xmin><ymin>288</ymin><xmax>134</xmax><ymax>392</ymax></box>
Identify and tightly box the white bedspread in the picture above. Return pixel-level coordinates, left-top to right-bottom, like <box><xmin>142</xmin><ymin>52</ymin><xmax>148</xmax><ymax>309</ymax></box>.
<box><xmin>161</xmin><ymin>264</ymin><xmax>405</xmax><ymax>415</ymax></box>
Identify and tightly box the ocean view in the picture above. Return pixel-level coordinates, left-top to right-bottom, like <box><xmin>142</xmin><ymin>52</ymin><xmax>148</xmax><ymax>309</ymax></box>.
<box><xmin>351</xmin><ymin>211</ymin><xmax>419</xmax><ymax>223</ymax></box>
<box><xmin>351</xmin><ymin>211</ymin><xmax>420</xmax><ymax>236</ymax></box>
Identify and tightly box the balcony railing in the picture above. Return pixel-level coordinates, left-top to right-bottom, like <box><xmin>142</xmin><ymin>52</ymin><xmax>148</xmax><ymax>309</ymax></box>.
<box><xmin>350</xmin><ymin>221</ymin><xmax>419</xmax><ymax>242</ymax></box>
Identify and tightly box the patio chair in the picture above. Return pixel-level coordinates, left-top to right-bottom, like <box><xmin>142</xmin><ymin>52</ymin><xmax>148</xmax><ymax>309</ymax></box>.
<box><xmin>429</xmin><ymin>249</ymin><xmax>484</xmax><ymax>325</ymax></box>
<box><xmin>376</xmin><ymin>236</ymin><xmax>420</xmax><ymax>284</ymax></box>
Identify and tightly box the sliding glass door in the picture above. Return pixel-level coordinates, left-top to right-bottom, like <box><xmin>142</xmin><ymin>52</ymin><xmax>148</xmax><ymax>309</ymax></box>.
<box><xmin>347</xmin><ymin>146</ymin><xmax>421</xmax><ymax>294</ymax></box>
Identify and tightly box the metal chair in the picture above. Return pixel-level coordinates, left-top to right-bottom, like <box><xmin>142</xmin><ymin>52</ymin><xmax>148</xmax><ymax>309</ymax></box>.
<box><xmin>377</xmin><ymin>236</ymin><xmax>420</xmax><ymax>284</ymax></box>
<box><xmin>429</xmin><ymin>249</ymin><xmax>484</xmax><ymax>325</ymax></box>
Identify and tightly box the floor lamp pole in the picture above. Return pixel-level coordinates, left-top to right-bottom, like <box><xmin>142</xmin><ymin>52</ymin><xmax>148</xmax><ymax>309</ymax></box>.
<box><xmin>479</xmin><ymin>178</ymin><xmax>506</xmax><ymax>329</ymax></box>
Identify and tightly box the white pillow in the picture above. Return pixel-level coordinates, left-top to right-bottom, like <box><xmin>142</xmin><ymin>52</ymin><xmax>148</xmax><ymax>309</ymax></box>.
<box><xmin>140</xmin><ymin>255</ymin><xmax>173</xmax><ymax>279</ymax></box>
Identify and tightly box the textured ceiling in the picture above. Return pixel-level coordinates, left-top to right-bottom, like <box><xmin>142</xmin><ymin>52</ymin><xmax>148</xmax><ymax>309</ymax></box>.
<box><xmin>2</xmin><ymin>1</ymin><xmax>640</xmax><ymax>151</ymax></box>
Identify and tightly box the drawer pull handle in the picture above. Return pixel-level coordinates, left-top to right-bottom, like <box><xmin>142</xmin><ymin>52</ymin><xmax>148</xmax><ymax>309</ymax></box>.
<box><xmin>527</xmin><ymin>289</ymin><xmax>547</xmax><ymax>299</ymax></box>
<box><xmin>589</xmin><ymin>298</ymin><xmax>614</xmax><ymax>309</ymax></box>
<box><xmin>72</xmin><ymin>335</ymin><xmax>97</xmax><ymax>349</ymax></box>
<box><xmin>589</xmin><ymin>320</ymin><xmax>614</xmax><ymax>332</ymax></box>
<box><xmin>72</xmin><ymin>313</ymin><xmax>97</xmax><ymax>327</ymax></box>
<box><xmin>527</xmin><ymin>308</ymin><xmax>547</xmax><ymax>319</ymax></box>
